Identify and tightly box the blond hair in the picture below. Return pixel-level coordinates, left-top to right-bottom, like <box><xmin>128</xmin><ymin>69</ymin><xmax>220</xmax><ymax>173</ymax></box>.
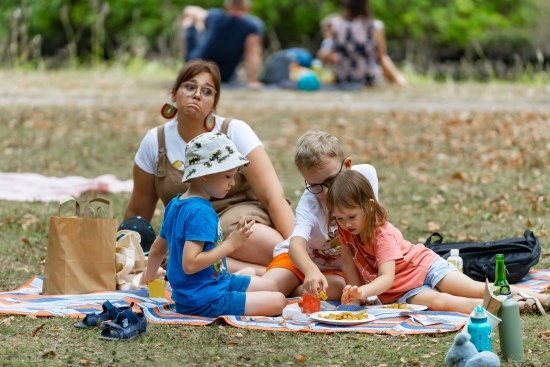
<box><xmin>326</xmin><ymin>170</ymin><xmax>388</xmax><ymax>244</ymax></box>
<box><xmin>294</xmin><ymin>131</ymin><xmax>345</xmax><ymax>171</ymax></box>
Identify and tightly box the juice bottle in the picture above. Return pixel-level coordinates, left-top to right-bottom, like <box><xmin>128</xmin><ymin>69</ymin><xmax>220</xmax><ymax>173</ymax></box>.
<box><xmin>447</xmin><ymin>249</ymin><xmax>463</xmax><ymax>272</ymax></box>
<box><xmin>302</xmin><ymin>292</ymin><xmax>320</xmax><ymax>315</ymax></box>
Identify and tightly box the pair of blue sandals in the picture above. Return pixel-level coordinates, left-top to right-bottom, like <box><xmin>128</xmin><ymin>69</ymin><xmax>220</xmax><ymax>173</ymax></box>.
<box><xmin>74</xmin><ymin>301</ymin><xmax>148</xmax><ymax>341</ymax></box>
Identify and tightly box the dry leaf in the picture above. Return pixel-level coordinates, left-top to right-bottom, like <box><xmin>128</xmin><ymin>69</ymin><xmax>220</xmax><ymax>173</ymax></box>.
<box><xmin>80</xmin><ymin>359</ymin><xmax>91</xmax><ymax>365</ymax></box>
<box><xmin>427</xmin><ymin>221</ymin><xmax>440</xmax><ymax>232</ymax></box>
<box><xmin>42</xmin><ymin>350</ymin><xmax>56</xmax><ymax>358</ymax></box>
<box><xmin>234</xmin><ymin>332</ymin><xmax>244</xmax><ymax>338</ymax></box>
<box><xmin>30</xmin><ymin>323</ymin><xmax>45</xmax><ymax>337</ymax></box>
<box><xmin>1</xmin><ymin>316</ymin><xmax>14</xmax><ymax>325</ymax></box>
<box><xmin>294</xmin><ymin>354</ymin><xmax>307</xmax><ymax>363</ymax></box>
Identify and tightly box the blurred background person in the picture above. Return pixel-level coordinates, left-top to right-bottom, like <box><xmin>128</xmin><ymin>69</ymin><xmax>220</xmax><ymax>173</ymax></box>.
<box><xmin>181</xmin><ymin>0</ymin><xmax>264</xmax><ymax>89</ymax></box>
<box><xmin>317</xmin><ymin>0</ymin><xmax>407</xmax><ymax>87</ymax></box>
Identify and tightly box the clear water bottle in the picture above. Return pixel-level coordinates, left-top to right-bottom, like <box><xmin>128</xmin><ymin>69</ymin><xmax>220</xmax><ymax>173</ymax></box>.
<box><xmin>497</xmin><ymin>286</ymin><xmax>525</xmax><ymax>361</ymax></box>
<box><xmin>447</xmin><ymin>249</ymin><xmax>463</xmax><ymax>272</ymax></box>
<box><xmin>468</xmin><ymin>305</ymin><xmax>492</xmax><ymax>352</ymax></box>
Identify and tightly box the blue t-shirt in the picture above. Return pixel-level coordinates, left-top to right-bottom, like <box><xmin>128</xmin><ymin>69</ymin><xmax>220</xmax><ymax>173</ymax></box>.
<box><xmin>159</xmin><ymin>195</ymin><xmax>230</xmax><ymax>307</ymax></box>
<box><xmin>188</xmin><ymin>9</ymin><xmax>263</xmax><ymax>82</ymax></box>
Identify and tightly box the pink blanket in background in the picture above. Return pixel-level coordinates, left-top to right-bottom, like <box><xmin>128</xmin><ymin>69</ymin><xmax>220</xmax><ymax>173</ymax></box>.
<box><xmin>0</xmin><ymin>173</ymin><xmax>133</xmax><ymax>202</ymax></box>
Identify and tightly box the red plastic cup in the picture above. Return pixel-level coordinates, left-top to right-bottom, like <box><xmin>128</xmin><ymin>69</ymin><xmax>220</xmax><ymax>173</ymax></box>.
<box><xmin>302</xmin><ymin>292</ymin><xmax>321</xmax><ymax>314</ymax></box>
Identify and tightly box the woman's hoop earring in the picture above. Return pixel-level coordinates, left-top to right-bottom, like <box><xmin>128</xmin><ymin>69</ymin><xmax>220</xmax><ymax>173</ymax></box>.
<box><xmin>160</xmin><ymin>103</ymin><xmax>177</xmax><ymax>119</ymax></box>
<box><xmin>204</xmin><ymin>113</ymin><xmax>215</xmax><ymax>131</ymax></box>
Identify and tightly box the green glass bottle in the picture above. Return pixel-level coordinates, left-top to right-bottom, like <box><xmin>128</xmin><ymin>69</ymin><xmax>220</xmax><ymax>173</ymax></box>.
<box><xmin>493</xmin><ymin>254</ymin><xmax>509</xmax><ymax>295</ymax></box>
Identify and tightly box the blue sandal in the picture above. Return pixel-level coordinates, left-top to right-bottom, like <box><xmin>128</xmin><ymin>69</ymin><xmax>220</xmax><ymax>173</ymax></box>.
<box><xmin>99</xmin><ymin>307</ymin><xmax>148</xmax><ymax>341</ymax></box>
<box><xmin>73</xmin><ymin>301</ymin><xmax>134</xmax><ymax>329</ymax></box>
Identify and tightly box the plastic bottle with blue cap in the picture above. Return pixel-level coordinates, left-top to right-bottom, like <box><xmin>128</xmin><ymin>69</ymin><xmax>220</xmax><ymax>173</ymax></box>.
<box><xmin>467</xmin><ymin>305</ymin><xmax>492</xmax><ymax>352</ymax></box>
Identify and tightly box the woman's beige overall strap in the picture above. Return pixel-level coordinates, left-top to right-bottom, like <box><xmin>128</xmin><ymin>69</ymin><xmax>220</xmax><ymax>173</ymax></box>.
<box><xmin>156</xmin><ymin>125</ymin><xmax>167</xmax><ymax>178</ymax></box>
<box><xmin>221</xmin><ymin>118</ymin><xmax>233</xmax><ymax>135</ymax></box>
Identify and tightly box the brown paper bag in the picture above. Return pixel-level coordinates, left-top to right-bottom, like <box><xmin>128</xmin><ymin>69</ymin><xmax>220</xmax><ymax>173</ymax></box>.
<box><xmin>42</xmin><ymin>198</ymin><xmax>118</xmax><ymax>295</ymax></box>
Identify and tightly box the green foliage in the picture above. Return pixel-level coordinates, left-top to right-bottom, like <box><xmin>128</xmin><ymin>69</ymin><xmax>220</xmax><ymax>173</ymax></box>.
<box><xmin>0</xmin><ymin>0</ymin><xmax>545</xmax><ymax>68</ymax></box>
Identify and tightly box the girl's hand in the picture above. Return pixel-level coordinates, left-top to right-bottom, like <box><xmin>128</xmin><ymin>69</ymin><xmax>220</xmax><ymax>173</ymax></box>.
<box><xmin>341</xmin><ymin>285</ymin><xmax>364</xmax><ymax>305</ymax></box>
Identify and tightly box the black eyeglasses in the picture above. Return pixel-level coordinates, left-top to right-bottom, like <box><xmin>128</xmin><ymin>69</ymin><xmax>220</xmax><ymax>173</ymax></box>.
<box><xmin>305</xmin><ymin>159</ymin><xmax>345</xmax><ymax>194</ymax></box>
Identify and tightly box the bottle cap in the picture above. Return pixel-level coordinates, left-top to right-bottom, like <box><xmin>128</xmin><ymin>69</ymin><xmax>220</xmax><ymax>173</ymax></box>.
<box><xmin>470</xmin><ymin>305</ymin><xmax>487</xmax><ymax>319</ymax></box>
<box><xmin>450</xmin><ymin>249</ymin><xmax>459</xmax><ymax>256</ymax></box>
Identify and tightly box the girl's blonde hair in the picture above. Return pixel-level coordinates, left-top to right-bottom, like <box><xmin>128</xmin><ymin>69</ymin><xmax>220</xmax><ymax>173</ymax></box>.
<box><xmin>326</xmin><ymin>170</ymin><xmax>388</xmax><ymax>244</ymax></box>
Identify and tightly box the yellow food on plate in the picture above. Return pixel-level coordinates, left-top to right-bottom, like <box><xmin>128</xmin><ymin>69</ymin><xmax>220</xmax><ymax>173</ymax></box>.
<box><xmin>318</xmin><ymin>310</ymin><xmax>369</xmax><ymax>320</ymax></box>
<box><xmin>381</xmin><ymin>303</ymin><xmax>414</xmax><ymax>310</ymax></box>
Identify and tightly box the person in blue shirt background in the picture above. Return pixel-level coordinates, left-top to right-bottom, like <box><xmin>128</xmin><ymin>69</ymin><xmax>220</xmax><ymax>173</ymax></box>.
<box><xmin>181</xmin><ymin>0</ymin><xmax>264</xmax><ymax>89</ymax></box>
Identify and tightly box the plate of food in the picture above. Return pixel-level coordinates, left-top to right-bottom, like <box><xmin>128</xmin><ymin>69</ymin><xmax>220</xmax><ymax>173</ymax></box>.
<box><xmin>367</xmin><ymin>303</ymin><xmax>428</xmax><ymax>312</ymax></box>
<box><xmin>310</xmin><ymin>310</ymin><xmax>376</xmax><ymax>326</ymax></box>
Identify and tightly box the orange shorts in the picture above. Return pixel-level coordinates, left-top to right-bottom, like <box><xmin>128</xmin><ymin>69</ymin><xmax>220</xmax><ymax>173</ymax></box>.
<box><xmin>265</xmin><ymin>253</ymin><xmax>343</xmax><ymax>281</ymax></box>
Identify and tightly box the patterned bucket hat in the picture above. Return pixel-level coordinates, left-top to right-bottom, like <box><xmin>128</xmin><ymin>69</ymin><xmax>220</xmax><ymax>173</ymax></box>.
<box><xmin>183</xmin><ymin>132</ymin><xmax>249</xmax><ymax>182</ymax></box>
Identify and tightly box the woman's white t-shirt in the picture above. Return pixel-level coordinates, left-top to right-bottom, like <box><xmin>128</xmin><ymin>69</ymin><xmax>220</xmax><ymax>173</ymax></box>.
<box><xmin>135</xmin><ymin>115</ymin><xmax>262</xmax><ymax>175</ymax></box>
<box><xmin>272</xmin><ymin>164</ymin><xmax>379</xmax><ymax>271</ymax></box>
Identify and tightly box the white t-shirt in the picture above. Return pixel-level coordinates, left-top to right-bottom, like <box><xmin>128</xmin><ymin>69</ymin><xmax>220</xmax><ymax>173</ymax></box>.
<box><xmin>273</xmin><ymin>164</ymin><xmax>379</xmax><ymax>271</ymax></box>
<box><xmin>135</xmin><ymin>115</ymin><xmax>262</xmax><ymax>175</ymax></box>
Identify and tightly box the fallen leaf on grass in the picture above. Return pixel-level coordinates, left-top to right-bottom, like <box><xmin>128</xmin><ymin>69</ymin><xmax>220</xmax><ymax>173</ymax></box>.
<box><xmin>30</xmin><ymin>323</ymin><xmax>45</xmax><ymax>337</ymax></box>
<box><xmin>427</xmin><ymin>221</ymin><xmax>440</xmax><ymax>232</ymax></box>
<box><xmin>42</xmin><ymin>350</ymin><xmax>56</xmax><ymax>358</ymax></box>
<box><xmin>537</xmin><ymin>331</ymin><xmax>550</xmax><ymax>341</ymax></box>
<box><xmin>80</xmin><ymin>359</ymin><xmax>91</xmax><ymax>365</ymax></box>
<box><xmin>1</xmin><ymin>316</ymin><xmax>14</xmax><ymax>325</ymax></box>
<box><xmin>294</xmin><ymin>354</ymin><xmax>307</xmax><ymax>363</ymax></box>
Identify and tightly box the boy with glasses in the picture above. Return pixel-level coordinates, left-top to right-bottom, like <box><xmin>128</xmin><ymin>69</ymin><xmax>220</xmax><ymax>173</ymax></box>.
<box><xmin>262</xmin><ymin>131</ymin><xmax>379</xmax><ymax>300</ymax></box>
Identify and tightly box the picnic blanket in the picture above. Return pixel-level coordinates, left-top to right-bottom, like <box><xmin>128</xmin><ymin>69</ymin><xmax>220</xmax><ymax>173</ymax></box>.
<box><xmin>0</xmin><ymin>173</ymin><xmax>133</xmax><ymax>202</ymax></box>
<box><xmin>2</xmin><ymin>270</ymin><xmax>550</xmax><ymax>334</ymax></box>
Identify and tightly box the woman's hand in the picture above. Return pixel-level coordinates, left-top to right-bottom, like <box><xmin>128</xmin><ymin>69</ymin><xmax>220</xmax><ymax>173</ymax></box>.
<box><xmin>341</xmin><ymin>285</ymin><xmax>364</xmax><ymax>305</ymax></box>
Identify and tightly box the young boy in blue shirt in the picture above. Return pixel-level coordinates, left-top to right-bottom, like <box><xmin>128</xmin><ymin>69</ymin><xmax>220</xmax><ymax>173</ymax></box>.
<box><xmin>143</xmin><ymin>132</ymin><xmax>286</xmax><ymax>317</ymax></box>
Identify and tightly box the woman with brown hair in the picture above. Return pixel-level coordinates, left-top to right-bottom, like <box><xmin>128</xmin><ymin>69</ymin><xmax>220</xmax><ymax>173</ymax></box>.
<box><xmin>124</xmin><ymin>59</ymin><xmax>294</xmax><ymax>275</ymax></box>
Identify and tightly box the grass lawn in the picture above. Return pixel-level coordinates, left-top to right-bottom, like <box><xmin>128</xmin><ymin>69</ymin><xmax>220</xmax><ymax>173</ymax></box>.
<box><xmin>0</xmin><ymin>70</ymin><xmax>549</xmax><ymax>366</ymax></box>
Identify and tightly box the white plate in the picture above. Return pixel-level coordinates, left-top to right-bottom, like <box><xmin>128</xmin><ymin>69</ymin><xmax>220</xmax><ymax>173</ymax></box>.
<box><xmin>310</xmin><ymin>311</ymin><xmax>376</xmax><ymax>326</ymax></box>
<box><xmin>366</xmin><ymin>304</ymin><xmax>428</xmax><ymax>313</ymax></box>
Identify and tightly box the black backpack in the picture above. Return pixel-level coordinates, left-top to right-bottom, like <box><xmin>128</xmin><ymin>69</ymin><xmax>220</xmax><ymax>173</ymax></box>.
<box><xmin>424</xmin><ymin>230</ymin><xmax>541</xmax><ymax>284</ymax></box>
